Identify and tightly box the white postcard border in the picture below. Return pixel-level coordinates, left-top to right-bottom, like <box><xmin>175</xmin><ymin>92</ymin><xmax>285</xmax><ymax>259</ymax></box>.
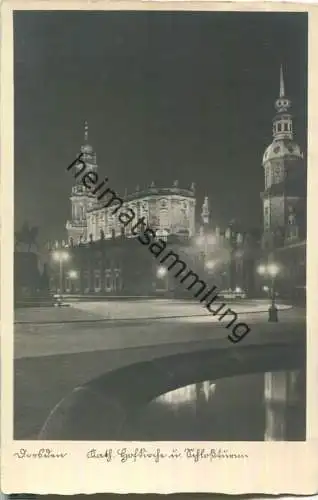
<box><xmin>1</xmin><ymin>1</ymin><xmax>318</xmax><ymax>494</ymax></box>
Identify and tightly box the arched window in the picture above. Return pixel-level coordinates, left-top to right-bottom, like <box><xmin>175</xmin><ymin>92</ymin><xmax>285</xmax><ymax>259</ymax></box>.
<box><xmin>265</xmin><ymin>167</ymin><xmax>271</xmax><ymax>188</ymax></box>
<box><xmin>83</xmin><ymin>271</ymin><xmax>90</xmax><ymax>292</ymax></box>
<box><xmin>104</xmin><ymin>270</ymin><xmax>112</xmax><ymax>291</ymax></box>
<box><xmin>264</xmin><ymin>207</ymin><xmax>270</xmax><ymax>229</ymax></box>
<box><xmin>94</xmin><ymin>270</ymin><xmax>101</xmax><ymax>291</ymax></box>
<box><xmin>159</xmin><ymin>198</ymin><xmax>169</xmax><ymax>229</ymax></box>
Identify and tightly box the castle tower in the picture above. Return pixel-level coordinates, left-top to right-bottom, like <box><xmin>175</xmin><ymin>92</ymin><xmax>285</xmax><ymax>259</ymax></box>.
<box><xmin>201</xmin><ymin>196</ymin><xmax>210</xmax><ymax>227</ymax></box>
<box><xmin>261</xmin><ymin>66</ymin><xmax>304</xmax><ymax>250</ymax></box>
<box><xmin>66</xmin><ymin>121</ymin><xmax>98</xmax><ymax>244</ymax></box>
<box><xmin>261</xmin><ymin>69</ymin><xmax>306</xmax><ymax>440</ymax></box>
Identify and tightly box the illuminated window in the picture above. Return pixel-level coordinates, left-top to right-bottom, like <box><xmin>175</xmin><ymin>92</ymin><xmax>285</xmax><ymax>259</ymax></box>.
<box><xmin>94</xmin><ymin>271</ymin><xmax>101</xmax><ymax>291</ymax></box>
<box><xmin>264</xmin><ymin>207</ymin><xmax>270</xmax><ymax>228</ymax></box>
<box><xmin>274</xmin><ymin>165</ymin><xmax>281</xmax><ymax>183</ymax></box>
<box><xmin>265</xmin><ymin>167</ymin><xmax>271</xmax><ymax>188</ymax></box>
<box><xmin>160</xmin><ymin>198</ymin><xmax>169</xmax><ymax>228</ymax></box>
<box><xmin>104</xmin><ymin>271</ymin><xmax>112</xmax><ymax>291</ymax></box>
<box><xmin>83</xmin><ymin>271</ymin><xmax>90</xmax><ymax>292</ymax></box>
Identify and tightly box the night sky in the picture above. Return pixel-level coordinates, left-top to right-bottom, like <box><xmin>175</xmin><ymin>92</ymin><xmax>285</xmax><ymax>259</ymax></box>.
<box><xmin>14</xmin><ymin>10</ymin><xmax>307</xmax><ymax>244</ymax></box>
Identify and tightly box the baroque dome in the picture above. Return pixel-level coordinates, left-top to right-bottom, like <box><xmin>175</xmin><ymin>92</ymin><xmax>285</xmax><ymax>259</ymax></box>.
<box><xmin>262</xmin><ymin>139</ymin><xmax>302</xmax><ymax>165</ymax></box>
<box><xmin>81</xmin><ymin>143</ymin><xmax>94</xmax><ymax>154</ymax></box>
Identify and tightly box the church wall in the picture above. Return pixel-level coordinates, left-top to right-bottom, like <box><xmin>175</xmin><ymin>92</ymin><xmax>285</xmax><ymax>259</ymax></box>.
<box><xmin>83</xmin><ymin>192</ymin><xmax>196</xmax><ymax>243</ymax></box>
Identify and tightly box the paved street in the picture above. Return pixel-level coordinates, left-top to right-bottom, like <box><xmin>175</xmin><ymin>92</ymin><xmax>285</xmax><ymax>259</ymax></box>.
<box><xmin>15</xmin><ymin>298</ymin><xmax>294</xmax><ymax>358</ymax></box>
<box><xmin>14</xmin><ymin>298</ymin><xmax>305</xmax><ymax>439</ymax></box>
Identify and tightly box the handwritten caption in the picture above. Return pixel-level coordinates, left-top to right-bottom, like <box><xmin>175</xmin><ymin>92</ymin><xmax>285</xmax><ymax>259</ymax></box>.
<box><xmin>13</xmin><ymin>448</ymin><xmax>68</xmax><ymax>459</ymax></box>
<box><xmin>13</xmin><ymin>447</ymin><xmax>248</xmax><ymax>463</ymax></box>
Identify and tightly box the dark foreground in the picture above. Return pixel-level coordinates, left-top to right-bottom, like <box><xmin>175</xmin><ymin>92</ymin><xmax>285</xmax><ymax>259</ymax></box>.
<box><xmin>14</xmin><ymin>300</ymin><xmax>306</xmax><ymax>440</ymax></box>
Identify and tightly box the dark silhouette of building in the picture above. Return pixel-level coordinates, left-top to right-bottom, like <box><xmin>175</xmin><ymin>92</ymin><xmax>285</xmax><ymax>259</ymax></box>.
<box><xmin>260</xmin><ymin>66</ymin><xmax>306</xmax><ymax>302</ymax></box>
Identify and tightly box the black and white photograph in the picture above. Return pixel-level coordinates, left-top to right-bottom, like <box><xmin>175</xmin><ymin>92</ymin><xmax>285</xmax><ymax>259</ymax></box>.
<box><xmin>12</xmin><ymin>8</ymin><xmax>308</xmax><ymax>445</ymax></box>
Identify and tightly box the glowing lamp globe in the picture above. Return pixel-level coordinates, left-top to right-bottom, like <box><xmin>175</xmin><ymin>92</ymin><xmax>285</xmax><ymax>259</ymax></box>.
<box><xmin>157</xmin><ymin>266</ymin><xmax>167</xmax><ymax>278</ymax></box>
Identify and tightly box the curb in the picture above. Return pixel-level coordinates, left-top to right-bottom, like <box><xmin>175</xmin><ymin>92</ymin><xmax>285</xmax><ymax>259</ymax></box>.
<box><xmin>15</xmin><ymin>305</ymin><xmax>293</xmax><ymax>325</ymax></box>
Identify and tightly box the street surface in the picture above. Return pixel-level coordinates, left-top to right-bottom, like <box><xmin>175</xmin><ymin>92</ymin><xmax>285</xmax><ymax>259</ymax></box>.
<box><xmin>14</xmin><ymin>298</ymin><xmax>305</xmax><ymax>439</ymax></box>
<box><xmin>15</xmin><ymin>299</ymin><xmax>294</xmax><ymax>358</ymax></box>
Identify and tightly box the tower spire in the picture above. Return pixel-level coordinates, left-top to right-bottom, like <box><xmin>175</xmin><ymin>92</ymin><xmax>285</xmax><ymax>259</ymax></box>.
<box><xmin>84</xmin><ymin>120</ymin><xmax>88</xmax><ymax>143</ymax></box>
<box><xmin>273</xmin><ymin>64</ymin><xmax>292</xmax><ymax>138</ymax></box>
<box><xmin>279</xmin><ymin>65</ymin><xmax>285</xmax><ymax>98</ymax></box>
<box><xmin>201</xmin><ymin>196</ymin><xmax>210</xmax><ymax>225</ymax></box>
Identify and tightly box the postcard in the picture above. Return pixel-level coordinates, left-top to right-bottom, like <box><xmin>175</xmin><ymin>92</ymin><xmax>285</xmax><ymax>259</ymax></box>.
<box><xmin>1</xmin><ymin>0</ymin><xmax>318</xmax><ymax>494</ymax></box>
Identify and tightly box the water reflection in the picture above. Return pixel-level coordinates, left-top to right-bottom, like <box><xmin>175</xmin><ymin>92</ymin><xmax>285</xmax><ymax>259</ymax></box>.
<box><xmin>156</xmin><ymin>381</ymin><xmax>216</xmax><ymax>407</ymax></box>
<box><xmin>131</xmin><ymin>370</ymin><xmax>305</xmax><ymax>441</ymax></box>
<box><xmin>264</xmin><ymin>369</ymin><xmax>306</xmax><ymax>440</ymax></box>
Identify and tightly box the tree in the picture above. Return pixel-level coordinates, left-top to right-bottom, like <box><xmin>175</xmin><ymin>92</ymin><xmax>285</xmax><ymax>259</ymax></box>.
<box><xmin>15</xmin><ymin>221</ymin><xmax>39</xmax><ymax>252</ymax></box>
<box><xmin>28</xmin><ymin>225</ymin><xmax>39</xmax><ymax>252</ymax></box>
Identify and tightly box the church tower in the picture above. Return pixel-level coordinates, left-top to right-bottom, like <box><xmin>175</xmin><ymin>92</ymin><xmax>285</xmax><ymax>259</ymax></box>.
<box><xmin>66</xmin><ymin>121</ymin><xmax>98</xmax><ymax>245</ymax></box>
<box><xmin>261</xmin><ymin>66</ymin><xmax>304</xmax><ymax>250</ymax></box>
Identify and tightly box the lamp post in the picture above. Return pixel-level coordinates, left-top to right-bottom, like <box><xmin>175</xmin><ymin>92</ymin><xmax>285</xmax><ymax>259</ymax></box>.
<box><xmin>196</xmin><ymin>233</ymin><xmax>216</xmax><ymax>271</ymax></box>
<box><xmin>52</xmin><ymin>250</ymin><xmax>70</xmax><ymax>294</ymax></box>
<box><xmin>156</xmin><ymin>266</ymin><xmax>168</xmax><ymax>293</ymax></box>
<box><xmin>157</xmin><ymin>266</ymin><xmax>167</xmax><ymax>279</ymax></box>
<box><xmin>195</xmin><ymin>235</ymin><xmax>206</xmax><ymax>268</ymax></box>
<box><xmin>257</xmin><ymin>262</ymin><xmax>280</xmax><ymax>322</ymax></box>
<box><xmin>68</xmin><ymin>269</ymin><xmax>78</xmax><ymax>293</ymax></box>
<box><xmin>205</xmin><ymin>259</ymin><xmax>216</xmax><ymax>271</ymax></box>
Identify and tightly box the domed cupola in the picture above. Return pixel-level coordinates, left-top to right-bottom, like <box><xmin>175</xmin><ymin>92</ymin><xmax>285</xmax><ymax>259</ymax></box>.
<box><xmin>262</xmin><ymin>65</ymin><xmax>303</xmax><ymax>165</ymax></box>
<box><xmin>261</xmin><ymin>65</ymin><xmax>305</xmax><ymax>251</ymax></box>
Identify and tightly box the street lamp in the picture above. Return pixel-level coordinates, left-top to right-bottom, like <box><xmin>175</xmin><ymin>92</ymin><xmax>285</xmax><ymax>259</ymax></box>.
<box><xmin>257</xmin><ymin>262</ymin><xmax>280</xmax><ymax>322</ymax></box>
<box><xmin>267</xmin><ymin>263</ymin><xmax>280</xmax><ymax>321</ymax></box>
<box><xmin>268</xmin><ymin>263</ymin><xmax>280</xmax><ymax>278</ymax></box>
<box><xmin>257</xmin><ymin>264</ymin><xmax>267</xmax><ymax>276</ymax></box>
<box><xmin>157</xmin><ymin>266</ymin><xmax>167</xmax><ymax>278</ymax></box>
<box><xmin>68</xmin><ymin>269</ymin><xmax>78</xmax><ymax>294</ymax></box>
<box><xmin>52</xmin><ymin>250</ymin><xmax>70</xmax><ymax>293</ymax></box>
<box><xmin>68</xmin><ymin>270</ymin><xmax>78</xmax><ymax>279</ymax></box>
<box><xmin>196</xmin><ymin>232</ymin><xmax>217</xmax><ymax>272</ymax></box>
<box><xmin>205</xmin><ymin>259</ymin><xmax>216</xmax><ymax>271</ymax></box>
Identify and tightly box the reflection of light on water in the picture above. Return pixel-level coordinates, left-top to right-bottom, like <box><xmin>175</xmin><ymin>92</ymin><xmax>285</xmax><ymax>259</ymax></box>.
<box><xmin>155</xmin><ymin>381</ymin><xmax>217</xmax><ymax>406</ymax></box>
<box><xmin>264</xmin><ymin>371</ymin><xmax>288</xmax><ymax>403</ymax></box>
<box><xmin>202</xmin><ymin>381</ymin><xmax>216</xmax><ymax>400</ymax></box>
<box><xmin>157</xmin><ymin>384</ymin><xmax>196</xmax><ymax>405</ymax></box>
<box><xmin>264</xmin><ymin>370</ymin><xmax>305</xmax><ymax>440</ymax></box>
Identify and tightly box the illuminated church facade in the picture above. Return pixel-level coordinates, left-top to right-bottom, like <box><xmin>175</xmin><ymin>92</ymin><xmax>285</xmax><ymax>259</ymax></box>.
<box><xmin>58</xmin><ymin>118</ymin><xmax>257</xmax><ymax>296</ymax></box>
<box><xmin>66</xmin><ymin>121</ymin><xmax>196</xmax><ymax>245</ymax></box>
<box><xmin>48</xmin><ymin>67</ymin><xmax>306</xmax><ymax>299</ymax></box>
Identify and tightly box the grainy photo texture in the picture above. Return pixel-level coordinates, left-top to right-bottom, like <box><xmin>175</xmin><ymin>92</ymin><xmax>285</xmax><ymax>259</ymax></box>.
<box><xmin>13</xmin><ymin>9</ymin><xmax>307</xmax><ymax>443</ymax></box>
